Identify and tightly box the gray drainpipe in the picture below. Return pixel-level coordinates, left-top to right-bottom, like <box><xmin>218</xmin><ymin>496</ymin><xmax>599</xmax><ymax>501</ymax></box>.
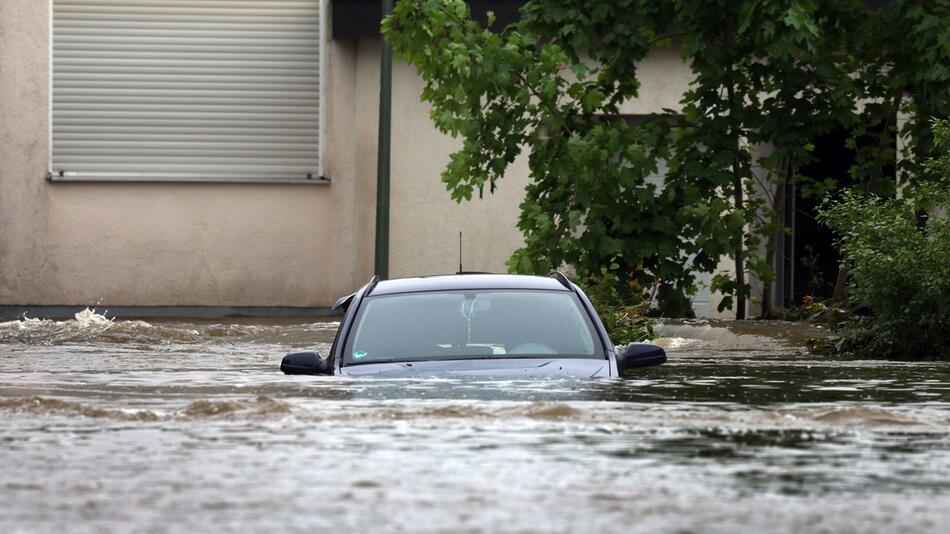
<box><xmin>374</xmin><ymin>0</ymin><xmax>394</xmax><ymax>280</ymax></box>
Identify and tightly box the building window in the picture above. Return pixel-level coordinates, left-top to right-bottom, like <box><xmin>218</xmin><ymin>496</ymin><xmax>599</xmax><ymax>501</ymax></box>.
<box><xmin>51</xmin><ymin>0</ymin><xmax>323</xmax><ymax>183</ymax></box>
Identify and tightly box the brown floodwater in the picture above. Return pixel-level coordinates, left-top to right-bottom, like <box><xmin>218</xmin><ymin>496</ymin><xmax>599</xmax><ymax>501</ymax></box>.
<box><xmin>1</xmin><ymin>310</ymin><xmax>949</xmax><ymax>533</ymax></box>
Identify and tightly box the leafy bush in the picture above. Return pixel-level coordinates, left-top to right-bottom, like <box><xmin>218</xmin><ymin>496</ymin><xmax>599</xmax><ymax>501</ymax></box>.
<box><xmin>782</xmin><ymin>295</ymin><xmax>852</xmax><ymax>329</ymax></box>
<box><xmin>817</xmin><ymin>121</ymin><xmax>950</xmax><ymax>359</ymax></box>
<box><xmin>576</xmin><ymin>267</ymin><xmax>655</xmax><ymax>345</ymax></box>
<box><xmin>597</xmin><ymin>305</ymin><xmax>656</xmax><ymax>346</ymax></box>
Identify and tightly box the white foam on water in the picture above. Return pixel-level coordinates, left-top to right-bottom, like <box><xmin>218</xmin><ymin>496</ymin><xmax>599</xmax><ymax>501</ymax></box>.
<box><xmin>72</xmin><ymin>307</ymin><xmax>115</xmax><ymax>328</ymax></box>
<box><xmin>654</xmin><ymin>336</ymin><xmax>699</xmax><ymax>349</ymax></box>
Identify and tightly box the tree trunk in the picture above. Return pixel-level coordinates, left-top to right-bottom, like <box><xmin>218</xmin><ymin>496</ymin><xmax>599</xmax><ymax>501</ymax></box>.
<box><xmin>832</xmin><ymin>262</ymin><xmax>849</xmax><ymax>303</ymax></box>
<box><xmin>733</xmin><ymin>171</ymin><xmax>746</xmax><ymax>320</ymax></box>
<box><xmin>760</xmin><ymin>159</ymin><xmax>791</xmax><ymax>319</ymax></box>
<box><xmin>725</xmin><ymin>66</ymin><xmax>746</xmax><ymax>320</ymax></box>
<box><xmin>760</xmin><ymin>199</ymin><xmax>783</xmax><ymax>318</ymax></box>
<box><xmin>761</xmin><ymin>251</ymin><xmax>774</xmax><ymax>318</ymax></box>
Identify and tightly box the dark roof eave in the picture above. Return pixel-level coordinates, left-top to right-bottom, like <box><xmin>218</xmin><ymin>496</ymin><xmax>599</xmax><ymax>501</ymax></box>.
<box><xmin>330</xmin><ymin>0</ymin><xmax>892</xmax><ymax>40</ymax></box>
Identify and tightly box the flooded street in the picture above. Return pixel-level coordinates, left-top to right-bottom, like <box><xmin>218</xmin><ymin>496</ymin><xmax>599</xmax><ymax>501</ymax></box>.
<box><xmin>2</xmin><ymin>312</ymin><xmax>949</xmax><ymax>533</ymax></box>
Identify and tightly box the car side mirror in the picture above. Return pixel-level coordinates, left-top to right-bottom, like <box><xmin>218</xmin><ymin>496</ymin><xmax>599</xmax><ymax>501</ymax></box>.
<box><xmin>280</xmin><ymin>351</ymin><xmax>331</xmax><ymax>375</ymax></box>
<box><xmin>617</xmin><ymin>343</ymin><xmax>667</xmax><ymax>374</ymax></box>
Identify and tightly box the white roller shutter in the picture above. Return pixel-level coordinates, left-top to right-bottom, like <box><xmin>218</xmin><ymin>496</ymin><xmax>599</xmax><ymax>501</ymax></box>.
<box><xmin>52</xmin><ymin>0</ymin><xmax>322</xmax><ymax>182</ymax></box>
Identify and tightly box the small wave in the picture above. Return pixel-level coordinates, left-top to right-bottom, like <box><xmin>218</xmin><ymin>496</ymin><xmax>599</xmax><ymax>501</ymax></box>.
<box><xmin>73</xmin><ymin>307</ymin><xmax>116</xmax><ymax>328</ymax></box>
<box><xmin>0</xmin><ymin>397</ymin><xmax>159</xmax><ymax>421</ymax></box>
<box><xmin>655</xmin><ymin>321</ymin><xmax>808</xmax><ymax>354</ymax></box>
<box><xmin>181</xmin><ymin>396</ymin><xmax>292</xmax><ymax>419</ymax></box>
<box><xmin>0</xmin><ymin>308</ymin><xmax>337</xmax><ymax>346</ymax></box>
<box><xmin>0</xmin><ymin>395</ymin><xmax>291</xmax><ymax>421</ymax></box>
<box><xmin>653</xmin><ymin>337</ymin><xmax>699</xmax><ymax>350</ymax></box>
<box><xmin>0</xmin><ymin>308</ymin><xmax>198</xmax><ymax>345</ymax></box>
<box><xmin>355</xmin><ymin>402</ymin><xmax>586</xmax><ymax>421</ymax></box>
<box><xmin>810</xmin><ymin>405</ymin><xmax>923</xmax><ymax>426</ymax></box>
<box><xmin>506</xmin><ymin>402</ymin><xmax>584</xmax><ymax>419</ymax></box>
<box><xmin>432</xmin><ymin>401</ymin><xmax>584</xmax><ymax>420</ymax></box>
<box><xmin>204</xmin><ymin>325</ymin><xmax>251</xmax><ymax>337</ymax></box>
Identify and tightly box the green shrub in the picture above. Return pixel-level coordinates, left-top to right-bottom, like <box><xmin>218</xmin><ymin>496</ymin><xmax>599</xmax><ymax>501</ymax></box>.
<box><xmin>576</xmin><ymin>267</ymin><xmax>656</xmax><ymax>345</ymax></box>
<box><xmin>782</xmin><ymin>295</ymin><xmax>853</xmax><ymax>328</ymax></box>
<box><xmin>817</xmin><ymin>133</ymin><xmax>950</xmax><ymax>359</ymax></box>
<box><xmin>596</xmin><ymin>305</ymin><xmax>656</xmax><ymax>346</ymax></box>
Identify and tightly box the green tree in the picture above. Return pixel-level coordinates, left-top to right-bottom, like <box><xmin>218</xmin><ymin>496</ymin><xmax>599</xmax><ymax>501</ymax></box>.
<box><xmin>384</xmin><ymin>0</ymin><xmax>950</xmax><ymax>317</ymax></box>
<box><xmin>667</xmin><ymin>0</ymin><xmax>866</xmax><ymax>317</ymax></box>
<box><xmin>384</xmin><ymin>0</ymin><xmax>710</xmax><ymax>304</ymax></box>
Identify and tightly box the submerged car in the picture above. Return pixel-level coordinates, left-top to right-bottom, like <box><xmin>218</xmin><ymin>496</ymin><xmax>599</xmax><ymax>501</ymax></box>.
<box><xmin>280</xmin><ymin>272</ymin><xmax>666</xmax><ymax>378</ymax></box>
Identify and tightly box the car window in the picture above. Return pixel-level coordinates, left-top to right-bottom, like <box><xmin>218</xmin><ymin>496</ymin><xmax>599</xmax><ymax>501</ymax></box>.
<box><xmin>344</xmin><ymin>290</ymin><xmax>603</xmax><ymax>364</ymax></box>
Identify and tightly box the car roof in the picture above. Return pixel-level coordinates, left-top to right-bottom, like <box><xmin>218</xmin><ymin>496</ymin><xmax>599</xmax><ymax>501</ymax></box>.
<box><xmin>369</xmin><ymin>274</ymin><xmax>570</xmax><ymax>296</ymax></box>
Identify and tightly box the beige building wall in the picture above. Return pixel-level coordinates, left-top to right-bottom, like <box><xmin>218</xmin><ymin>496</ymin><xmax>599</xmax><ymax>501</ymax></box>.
<box><xmin>348</xmin><ymin>38</ymin><xmax>534</xmax><ymax>281</ymax></box>
<box><xmin>1</xmin><ymin>1</ymin><xmax>360</xmax><ymax>307</ymax></box>
<box><xmin>617</xmin><ymin>44</ymin><xmax>691</xmax><ymax>115</ymax></box>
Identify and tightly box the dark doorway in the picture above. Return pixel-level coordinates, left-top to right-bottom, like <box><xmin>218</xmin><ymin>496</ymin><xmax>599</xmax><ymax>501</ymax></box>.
<box><xmin>781</xmin><ymin>125</ymin><xmax>895</xmax><ymax>306</ymax></box>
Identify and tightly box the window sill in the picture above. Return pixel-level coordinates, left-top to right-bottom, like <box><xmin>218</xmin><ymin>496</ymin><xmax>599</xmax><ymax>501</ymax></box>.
<box><xmin>46</xmin><ymin>173</ymin><xmax>331</xmax><ymax>185</ymax></box>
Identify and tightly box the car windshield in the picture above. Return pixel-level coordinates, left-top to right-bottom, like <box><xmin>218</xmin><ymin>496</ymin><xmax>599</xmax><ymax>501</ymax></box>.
<box><xmin>344</xmin><ymin>289</ymin><xmax>603</xmax><ymax>364</ymax></box>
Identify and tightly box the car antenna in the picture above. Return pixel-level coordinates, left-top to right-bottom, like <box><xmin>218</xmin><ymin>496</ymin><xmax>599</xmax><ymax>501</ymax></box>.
<box><xmin>458</xmin><ymin>230</ymin><xmax>463</xmax><ymax>274</ymax></box>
